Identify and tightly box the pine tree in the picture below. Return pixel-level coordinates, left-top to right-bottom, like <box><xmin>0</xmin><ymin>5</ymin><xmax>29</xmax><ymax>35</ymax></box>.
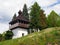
<box><xmin>22</xmin><ymin>4</ymin><xmax>29</xmax><ymax>20</ymax></box>
<box><xmin>30</xmin><ymin>2</ymin><xmax>41</xmax><ymax>32</ymax></box>
<box><xmin>30</xmin><ymin>2</ymin><xmax>47</xmax><ymax>32</ymax></box>
<box><xmin>12</xmin><ymin>13</ymin><xmax>16</xmax><ymax>21</ymax></box>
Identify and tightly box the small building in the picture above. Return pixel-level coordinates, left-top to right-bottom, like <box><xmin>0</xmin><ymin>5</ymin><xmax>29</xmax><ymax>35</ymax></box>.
<box><xmin>9</xmin><ymin>10</ymin><xmax>29</xmax><ymax>38</ymax></box>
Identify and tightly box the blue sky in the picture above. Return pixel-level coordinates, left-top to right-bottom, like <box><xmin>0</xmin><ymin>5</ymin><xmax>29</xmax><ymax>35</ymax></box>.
<box><xmin>0</xmin><ymin>0</ymin><xmax>60</xmax><ymax>33</ymax></box>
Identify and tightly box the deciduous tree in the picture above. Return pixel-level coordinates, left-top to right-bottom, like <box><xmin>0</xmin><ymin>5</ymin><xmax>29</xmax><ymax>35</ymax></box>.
<box><xmin>47</xmin><ymin>10</ymin><xmax>60</xmax><ymax>27</ymax></box>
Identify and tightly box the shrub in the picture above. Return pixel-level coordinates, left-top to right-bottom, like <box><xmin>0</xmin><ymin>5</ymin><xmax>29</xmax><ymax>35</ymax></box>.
<box><xmin>4</xmin><ymin>30</ymin><xmax>13</xmax><ymax>40</ymax></box>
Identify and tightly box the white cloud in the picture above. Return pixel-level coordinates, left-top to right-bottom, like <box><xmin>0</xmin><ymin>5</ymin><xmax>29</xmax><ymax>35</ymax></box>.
<box><xmin>0</xmin><ymin>16</ymin><xmax>3</xmax><ymax>19</ymax></box>
<box><xmin>0</xmin><ymin>0</ymin><xmax>58</xmax><ymax>16</ymax></box>
<box><xmin>0</xmin><ymin>23</ymin><xmax>9</xmax><ymax>33</ymax></box>
<box><xmin>44</xmin><ymin>4</ymin><xmax>60</xmax><ymax>15</ymax></box>
<box><xmin>36</xmin><ymin>0</ymin><xmax>57</xmax><ymax>7</ymax></box>
<box><xmin>53</xmin><ymin>4</ymin><xmax>60</xmax><ymax>14</ymax></box>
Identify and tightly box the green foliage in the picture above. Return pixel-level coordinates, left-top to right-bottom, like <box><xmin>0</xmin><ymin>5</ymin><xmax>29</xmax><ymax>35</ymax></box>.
<box><xmin>4</xmin><ymin>30</ymin><xmax>13</xmax><ymax>40</ymax></box>
<box><xmin>39</xmin><ymin>10</ymin><xmax>47</xmax><ymax>30</ymax></box>
<box><xmin>0</xmin><ymin>34</ymin><xmax>3</xmax><ymax>41</ymax></box>
<box><xmin>30</xmin><ymin>2</ymin><xmax>41</xmax><ymax>31</ymax></box>
<box><xmin>56</xmin><ymin>16</ymin><xmax>60</xmax><ymax>26</ymax></box>
<box><xmin>22</xmin><ymin>4</ymin><xmax>29</xmax><ymax>20</ymax></box>
<box><xmin>47</xmin><ymin>10</ymin><xmax>60</xmax><ymax>27</ymax></box>
<box><xmin>12</xmin><ymin>13</ymin><xmax>16</xmax><ymax>21</ymax></box>
<box><xmin>30</xmin><ymin>2</ymin><xmax>47</xmax><ymax>31</ymax></box>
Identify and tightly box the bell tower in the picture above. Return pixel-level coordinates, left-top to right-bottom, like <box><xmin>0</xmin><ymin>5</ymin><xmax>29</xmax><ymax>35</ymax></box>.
<box><xmin>9</xmin><ymin>10</ymin><xmax>29</xmax><ymax>38</ymax></box>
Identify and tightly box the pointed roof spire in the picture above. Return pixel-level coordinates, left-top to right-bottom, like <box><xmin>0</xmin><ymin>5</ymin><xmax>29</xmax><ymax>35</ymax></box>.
<box><xmin>18</xmin><ymin>10</ymin><xmax>22</xmax><ymax>15</ymax></box>
<box><xmin>12</xmin><ymin>13</ymin><xmax>16</xmax><ymax>21</ymax></box>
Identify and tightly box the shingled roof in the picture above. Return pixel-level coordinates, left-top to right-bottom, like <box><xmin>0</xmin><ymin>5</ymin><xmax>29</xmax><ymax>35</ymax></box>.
<box><xmin>9</xmin><ymin>10</ymin><xmax>29</xmax><ymax>24</ymax></box>
<box><xmin>16</xmin><ymin>10</ymin><xmax>29</xmax><ymax>21</ymax></box>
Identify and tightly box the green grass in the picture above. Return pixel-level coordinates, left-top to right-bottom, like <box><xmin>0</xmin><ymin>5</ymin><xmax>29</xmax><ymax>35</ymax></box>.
<box><xmin>0</xmin><ymin>27</ymin><xmax>60</xmax><ymax>45</ymax></box>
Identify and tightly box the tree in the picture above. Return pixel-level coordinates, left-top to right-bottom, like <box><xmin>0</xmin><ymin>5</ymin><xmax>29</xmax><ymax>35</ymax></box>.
<box><xmin>4</xmin><ymin>30</ymin><xmax>13</xmax><ymax>40</ymax></box>
<box><xmin>12</xmin><ymin>13</ymin><xmax>16</xmax><ymax>21</ymax></box>
<box><xmin>30</xmin><ymin>2</ymin><xmax>47</xmax><ymax>32</ymax></box>
<box><xmin>56</xmin><ymin>16</ymin><xmax>60</xmax><ymax>27</ymax></box>
<box><xmin>47</xmin><ymin>10</ymin><xmax>60</xmax><ymax>27</ymax></box>
<box><xmin>22</xmin><ymin>4</ymin><xmax>29</xmax><ymax>20</ymax></box>
<box><xmin>0</xmin><ymin>34</ymin><xmax>2</xmax><ymax>41</ymax></box>
<box><xmin>30</xmin><ymin>2</ymin><xmax>41</xmax><ymax>32</ymax></box>
<box><xmin>39</xmin><ymin>10</ymin><xmax>47</xmax><ymax>29</ymax></box>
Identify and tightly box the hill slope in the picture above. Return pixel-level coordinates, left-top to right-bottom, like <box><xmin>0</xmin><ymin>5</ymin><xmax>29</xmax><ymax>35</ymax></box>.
<box><xmin>0</xmin><ymin>27</ymin><xmax>60</xmax><ymax>45</ymax></box>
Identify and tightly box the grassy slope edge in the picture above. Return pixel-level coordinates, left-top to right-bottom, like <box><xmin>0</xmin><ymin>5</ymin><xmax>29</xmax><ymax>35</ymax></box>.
<box><xmin>0</xmin><ymin>27</ymin><xmax>60</xmax><ymax>45</ymax></box>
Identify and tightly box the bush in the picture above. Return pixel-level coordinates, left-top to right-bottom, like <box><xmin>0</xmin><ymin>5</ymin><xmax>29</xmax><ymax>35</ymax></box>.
<box><xmin>4</xmin><ymin>30</ymin><xmax>13</xmax><ymax>40</ymax></box>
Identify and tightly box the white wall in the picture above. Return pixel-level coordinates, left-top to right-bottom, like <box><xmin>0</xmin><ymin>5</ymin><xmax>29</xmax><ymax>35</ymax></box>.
<box><xmin>12</xmin><ymin>28</ymin><xmax>28</xmax><ymax>39</ymax></box>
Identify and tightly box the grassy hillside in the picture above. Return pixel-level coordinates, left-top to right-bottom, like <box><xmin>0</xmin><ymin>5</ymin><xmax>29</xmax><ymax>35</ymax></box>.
<box><xmin>0</xmin><ymin>27</ymin><xmax>60</xmax><ymax>45</ymax></box>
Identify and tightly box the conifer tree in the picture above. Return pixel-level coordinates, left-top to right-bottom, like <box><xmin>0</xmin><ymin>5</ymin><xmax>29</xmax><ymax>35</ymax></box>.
<box><xmin>30</xmin><ymin>2</ymin><xmax>41</xmax><ymax>32</ymax></box>
<box><xmin>22</xmin><ymin>4</ymin><xmax>29</xmax><ymax>20</ymax></box>
<box><xmin>12</xmin><ymin>13</ymin><xmax>16</xmax><ymax>21</ymax></box>
<box><xmin>30</xmin><ymin>2</ymin><xmax>47</xmax><ymax>32</ymax></box>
